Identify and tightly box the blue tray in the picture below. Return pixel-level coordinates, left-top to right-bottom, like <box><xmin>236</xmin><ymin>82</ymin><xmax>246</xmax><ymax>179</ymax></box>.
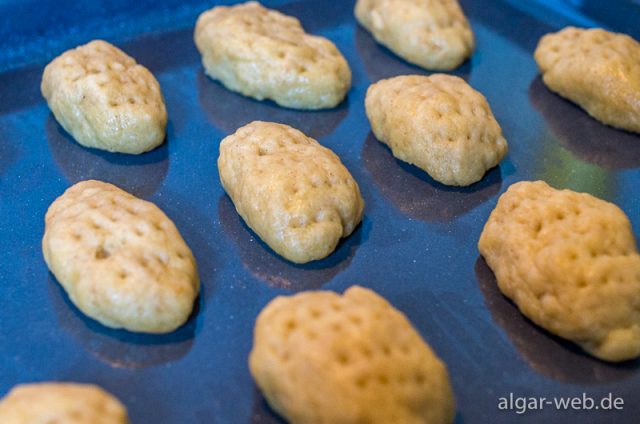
<box><xmin>1</xmin><ymin>0</ymin><xmax>639</xmax><ymax>422</ymax></box>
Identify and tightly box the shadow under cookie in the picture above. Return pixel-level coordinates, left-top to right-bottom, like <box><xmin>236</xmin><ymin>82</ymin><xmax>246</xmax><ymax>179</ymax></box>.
<box><xmin>48</xmin><ymin>275</ymin><xmax>196</xmax><ymax>369</ymax></box>
<box><xmin>45</xmin><ymin>192</ymin><xmax>218</xmax><ymax>369</ymax></box>
<box><xmin>529</xmin><ymin>75</ymin><xmax>640</xmax><ymax>170</ymax></box>
<box><xmin>45</xmin><ymin>114</ymin><xmax>169</xmax><ymax>198</ymax></box>
<box><xmin>218</xmin><ymin>195</ymin><xmax>366</xmax><ymax>291</ymax></box>
<box><xmin>475</xmin><ymin>256</ymin><xmax>640</xmax><ymax>384</ymax></box>
<box><xmin>362</xmin><ymin>133</ymin><xmax>502</xmax><ymax>222</ymax></box>
<box><xmin>354</xmin><ymin>25</ymin><xmax>472</xmax><ymax>83</ymax></box>
<box><xmin>197</xmin><ymin>71</ymin><xmax>349</xmax><ymax>141</ymax></box>
<box><xmin>250</xmin><ymin>386</ymin><xmax>287</xmax><ymax>424</ymax></box>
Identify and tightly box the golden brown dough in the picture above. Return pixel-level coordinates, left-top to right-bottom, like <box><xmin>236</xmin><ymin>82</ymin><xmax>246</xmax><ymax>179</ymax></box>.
<box><xmin>250</xmin><ymin>286</ymin><xmax>455</xmax><ymax>424</ymax></box>
<box><xmin>218</xmin><ymin>121</ymin><xmax>364</xmax><ymax>263</ymax></box>
<box><xmin>0</xmin><ymin>383</ymin><xmax>129</xmax><ymax>424</ymax></box>
<box><xmin>41</xmin><ymin>40</ymin><xmax>167</xmax><ymax>153</ymax></box>
<box><xmin>366</xmin><ymin>74</ymin><xmax>507</xmax><ymax>186</ymax></box>
<box><xmin>479</xmin><ymin>181</ymin><xmax>640</xmax><ymax>362</ymax></box>
<box><xmin>42</xmin><ymin>180</ymin><xmax>199</xmax><ymax>333</ymax></box>
<box><xmin>534</xmin><ymin>27</ymin><xmax>640</xmax><ymax>133</ymax></box>
<box><xmin>355</xmin><ymin>0</ymin><xmax>474</xmax><ymax>70</ymax></box>
<box><xmin>195</xmin><ymin>1</ymin><xmax>351</xmax><ymax>109</ymax></box>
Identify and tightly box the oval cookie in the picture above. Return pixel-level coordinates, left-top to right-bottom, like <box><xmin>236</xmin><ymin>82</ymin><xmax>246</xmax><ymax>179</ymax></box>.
<box><xmin>250</xmin><ymin>285</ymin><xmax>455</xmax><ymax>424</ymax></box>
<box><xmin>0</xmin><ymin>383</ymin><xmax>128</xmax><ymax>424</ymax></box>
<box><xmin>41</xmin><ymin>40</ymin><xmax>167</xmax><ymax>154</ymax></box>
<box><xmin>355</xmin><ymin>0</ymin><xmax>474</xmax><ymax>70</ymax></box>
<box><xmin>365</xmin><ymin>74</ymin><xmax>507</xmax><ymax>186</ymax></box>
<box><xmin>479</xmin><ymin>181</ymin><xmax>640</xmax><ymax>362</ymax></box>
<box><xmin>42</xmin><ymin>180</ymin><xmax>199</xmax><ymax>333</ymax></box>
<box><xmin>534</xmin><ymin>27</ymin><xmax>640</xmax><ymax>133</ymax></box>
<box><xmin>218</xmin><ymin>121</ymin><xmax>364</xmax><ymax>264</ymax></box>
<box><xmin>194</xmin><ymin>1</ymin><xmax>351</xmax><ymax>110</ymax></box>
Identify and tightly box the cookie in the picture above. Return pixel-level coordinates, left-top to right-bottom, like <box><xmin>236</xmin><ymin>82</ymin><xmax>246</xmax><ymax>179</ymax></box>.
<box><xmin>478</xmin><ymin>181</ymin><xmax>640</xmax><ymax>362</ymax></box>
<box><xmin>365</xmin><ymin>74</ymin><xmax>507</xmax><ymax>186</ymax></box>
<box><xmin>250</xmin><ymin>286</ymin><xmax>455</xmax><ymax>424</ymax></box>
<box><xmin>218</xmin><ymin>121</ymin><xmax>364</xmax><ymax>264</ymax></box>
<box><xmin>194</xmin><ymin>1</ymin><xmax>351</xmax><ymax>110</ymax></box>
<box><xmin>534</xmin><ymin>27</ymin><xmax>640</xmax><ymax>133</ymax></box>
<box><xmin>41</xmin><ymin>40</ymin><xmax>167</xmax><ymax>154</ymax></box>
<box><xmin>42</xmin><ymin>180</ymin><xmax>199</xmax><ymax>333</ymax></box>
<box><xmin>0</xmin><ymin>383</ymin><xmax>128</xmax><ymax>424</ymax></box>
<box><xmin>355</xmin><ymin>0</ymin><xmax>474</xmax><ymax>70</ymax></box>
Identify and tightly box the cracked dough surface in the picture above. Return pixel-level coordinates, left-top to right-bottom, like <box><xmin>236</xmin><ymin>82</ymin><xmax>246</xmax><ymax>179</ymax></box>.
<box><xmin>0</xmin><ymin>383</ymin><xmax>128</xmax><ymax>424</ymax></box>
<box><xmin>479</xmin><ymin>181</ymin><xmax>640</xmax><ymax>362</ymax></box>
<box><xmin>218</xmin><ymin>121</ymin><xmax>364</xmax><ymax>264</ymax></box>
<box><xmin>195</xmin><ymin>1</ymin><xmax>351</xmax><ymax>110</ymax></box>
<box><xmin>534</xmin><ymin>27</ymin><xmax>640</xmax><ymax>133</ymax></box>
<box><xmin>41</xmin><ymin>40</ymin><xmax>167</xmax><ymax>154</ymax></box>
<box><xmin>250</xmin><ymin>285</ymin><xmax>455</xmax><ymax>424</ymax></box>
<box><xmin>42</xmin><ymin>180</ymin><xmax>199</xmax><ymax>333</ymax></box>
<box><xmin>355</xmin><ymin>0</ymin><xmax>474</xmax><ymax>70</ymax></box>
<box><xmin>366</xmin><ymin>74</ymin><xmax>507</xmax><ymax>186</ymax></box>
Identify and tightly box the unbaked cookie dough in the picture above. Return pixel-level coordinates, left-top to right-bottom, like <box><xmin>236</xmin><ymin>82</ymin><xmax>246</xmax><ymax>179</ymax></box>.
<box><xmin>0</xmin><ymin>382</ymin><xmax>129</xmax><ymax>424</ymax></box>
<box><xmin>479</xmin><ymin>180</ymin><xmax>640</xmax><ymax>362</ymax></box>
<box><xmin>195</xmin><ymin>1</ymin><xmax>351</xmax><ymax>110</ymax></box>
<box><xmin>41</xmin><ymin>40</ymin><xmax>167</xmax><ymax>154</ymax></box>
<box><xmin>218</xmin><ymin>121</ymin><xmax>364</xmax><ymax>264</ymax></box>
<box><xmin>534</xmin><ymin>27</ymin><xmax>640</xmax><ymax>133</ymax></box>
<box><xmin>42</xmin><ymin>180</ymin><xmax>199</xmax><ymax>333</ymax></box>
<box><xmin>365</xmin><ymin>74</ymin><xmax>507</xmax><ymax>186</ymax></box>
<box><xmin>355</xmin><ymin>0</ymin><xmax>474</xmax><ymax>70</ymax></box>
<box><xmin>250</xmin><ymin>285</ymin><xmax>455</xmax><ymax>424</ymax></box>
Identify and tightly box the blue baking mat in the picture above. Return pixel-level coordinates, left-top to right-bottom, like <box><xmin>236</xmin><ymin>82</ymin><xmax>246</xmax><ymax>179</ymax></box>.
<box><xmin>0</xmin><ymin>0</ymin><xmax>639</xmax><ymax>423</ymax></box>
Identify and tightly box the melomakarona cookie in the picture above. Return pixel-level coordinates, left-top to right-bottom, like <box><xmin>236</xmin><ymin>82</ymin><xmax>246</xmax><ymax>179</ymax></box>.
<box><xmin>479</xmin><ymin>180</ymin><xmax>640</xmax><ymax>362</ymax></box>
<box><xmin>366</xmin><ymin>74</ymin><xmax>507</xmax><ymax>186</ymax></box>
<box><xmin>0</xmin><ymin>382</ymin><xmax>129</xmax><ymax>424</ymax></box>
<box><xmin>42</xmin><ymin>180</ymin><xmax>199</xmax><ymax>333</ymax></box>
<box><xmin>355</xmin><ymin>0</ymin><xmax>474</xmax><ymax>70</ymax></box>
<box><xmin>41</xmin><ymin>40</ymin><xmax>167</xmax><ymax>154</ymax></box>
<box><xmin>250</xmin><ymin>286</ymin><xmax>455</xmax><ymax>424</ymax></box>
<box><xmin>218</xmin><ymin>121</ymin><xmax>364</xmax><ymax>263</ymax></box>
<box><xmin>534</xmin><ymin>27</ymin><xmax>640</xmax><ymax>133</ymax></box>
<box><xmin>195</xmin><ymin>1</ymin><xmax>351</xmax><ymax>109</ymax></box>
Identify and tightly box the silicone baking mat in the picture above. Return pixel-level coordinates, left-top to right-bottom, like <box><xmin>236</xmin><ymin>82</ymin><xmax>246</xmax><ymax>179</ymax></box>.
<box><xmin>1</xmin><ymin>0</ymin><xmax>639</xmax><ymax>422</ymax></box>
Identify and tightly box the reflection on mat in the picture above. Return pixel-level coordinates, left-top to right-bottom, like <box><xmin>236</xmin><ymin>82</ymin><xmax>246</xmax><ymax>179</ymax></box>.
<box><xmin>475</xmin><ymin>256</ymin><xmax>639</xmax><ymax>384</ymax></box>
<box><xmin>45</xmin><ymin>115</ymin><xmax>169</xmax><ymax>198</ymax></box>
<box><xmin>218</xmin><ymin>195</ymin><xmax>367</xmax><ymax>291</ymax></box>
<box><xmin>362</xmin><ymin>133</ymin><xmax>502</xmax><ymax>222</ymax></box>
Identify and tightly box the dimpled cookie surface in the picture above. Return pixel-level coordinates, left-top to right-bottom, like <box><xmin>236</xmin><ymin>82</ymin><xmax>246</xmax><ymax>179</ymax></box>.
<box><xmin>218</xmin><ymin>121</ymin><xmax>364</xmax><ymax>263</ymax></box>
<box><xmin>250</xmin><ymin>286</ymin><xmax>455</xmax><ymax>424</ymax></box>
<box><xmin>534</xmin><ymin>27</ymin><xmax>640</xmax><ymax>133</ymax></box>
<box><xmin>365</xmin><ymin>74</ymin><xmax>507</xmax><ymax>186</ymax></box>
<box><xmin>0</xmin><ymin>383</ymin><xmax>129</xmax><ymax>424</ymax></box>
<box><xmin>195</xmin><ymin>1</ymin><xmax>351</xmax><ymax>109</ymax></box>
<box><xmin>42</xmin><ymin>180</ymin><xmax>199</xmax><ymax>333</ymax></box>
<box><xmin>41</xmin><ymin>40</ymin><xmax>167</xmax><ymax>154</ymax></box>
<box><xmin>355</xmin><ymin>0</ymin><xmax>474</xmax><ymax>70</ymax></box>
<box><xmin>479</xmin><ymin>181</ymin><xmax>640</xmax><ymax>362</ymax></box>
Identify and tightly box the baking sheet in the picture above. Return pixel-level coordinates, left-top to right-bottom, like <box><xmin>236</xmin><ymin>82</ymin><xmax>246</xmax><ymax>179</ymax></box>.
<box><xmin>1</xmin><ymin>0</ymin><xmax>639</xmax><ymax>422</ymax></box>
